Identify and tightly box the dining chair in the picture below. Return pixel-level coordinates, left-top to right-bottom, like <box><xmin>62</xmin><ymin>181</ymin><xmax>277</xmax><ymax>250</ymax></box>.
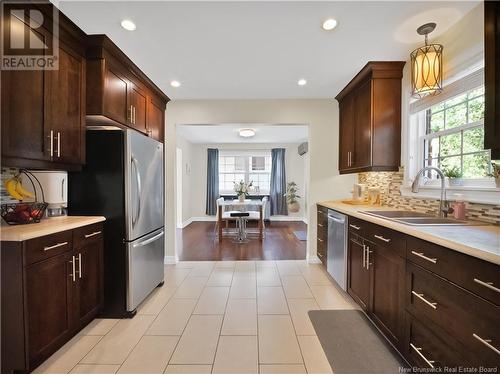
<box><xmin>246</xmin><ymin>196</ymin><xmax>267</xmax><ymax>237</ymax></box>
<box><xmin>214</xmin><ymin>197</ymin><xmax>238</xmax><ymax>239</ymax></box>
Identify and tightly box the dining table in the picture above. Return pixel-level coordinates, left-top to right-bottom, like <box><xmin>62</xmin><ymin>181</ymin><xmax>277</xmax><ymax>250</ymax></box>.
<box><xmin>217</xmin><ymin>199</ymin><xmax>264</xmax><ymax>242</ymax></box>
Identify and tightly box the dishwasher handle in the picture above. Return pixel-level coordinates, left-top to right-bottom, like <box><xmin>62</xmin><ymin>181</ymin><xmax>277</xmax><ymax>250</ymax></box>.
<box><xmin>328</xmin><ymin>215</ymin><xmax>345</xmax><ymax>224</ymax></box>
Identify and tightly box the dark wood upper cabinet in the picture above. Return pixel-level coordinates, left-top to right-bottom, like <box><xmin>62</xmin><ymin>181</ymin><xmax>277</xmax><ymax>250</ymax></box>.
<box><xmin>1</xmin><ymin>4</ymin><xmax>87</xmax><ymax>170</ymax></box>
<box><xmin>86</xmin><ymin>35</ymin><xmax>169</xmax><ymax>142</ymax></box>
<box><xmin>484</xmin><ymin>1</ymin><xmax>500</xmax><ymax>159</ymax></box>
<box><xmin>335</xmin><ymin>61</ymin><xmax>405</xmax><ymax>174</ymax></box>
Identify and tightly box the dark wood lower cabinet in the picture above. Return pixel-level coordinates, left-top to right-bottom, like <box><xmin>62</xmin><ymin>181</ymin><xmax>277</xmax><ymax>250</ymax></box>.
<box><xmin>347</xmin><ymin>234</ymin><xmax>370</xmax><ymax>311</ymax></box>
<box><xmin>1</xmin><ymin>223</ymin><xmax>104</xmax><ymax>373</ymax></box>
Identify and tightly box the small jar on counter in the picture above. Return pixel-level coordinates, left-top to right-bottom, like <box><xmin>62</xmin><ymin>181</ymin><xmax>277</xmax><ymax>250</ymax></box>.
<box><xmin>452</xmin><ymin>194</ymin><xmax>466</xmax><ymax>220</ymax></box>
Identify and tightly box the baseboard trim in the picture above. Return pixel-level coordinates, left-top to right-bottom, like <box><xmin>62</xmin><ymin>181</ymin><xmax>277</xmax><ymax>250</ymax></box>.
<box><xmin>164</xmin><ymin>255</ymin><xmax>178</xmax><ymax>264</ymax></box>
<box><xmin>269</xmin><ymin>216</ymin><xmax>305</xmax><ymax>222</ymax></box>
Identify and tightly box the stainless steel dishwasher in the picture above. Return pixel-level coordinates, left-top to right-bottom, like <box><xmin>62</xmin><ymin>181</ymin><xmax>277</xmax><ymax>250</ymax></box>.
<box><xmin>327</xmin><ymin>210</ymin><xmax>348</xmax><ymax>290</ymax></box>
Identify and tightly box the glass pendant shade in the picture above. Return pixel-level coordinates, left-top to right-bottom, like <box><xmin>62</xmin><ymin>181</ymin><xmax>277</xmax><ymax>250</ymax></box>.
<box><xmin>411</xmin><ymin>43</ymin><xmax>443</xmax><ymax>98</ymax></box>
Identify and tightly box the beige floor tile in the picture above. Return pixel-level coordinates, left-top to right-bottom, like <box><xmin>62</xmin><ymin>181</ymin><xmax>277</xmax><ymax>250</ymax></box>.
<box><xmin>214</xmin><ymin>261</ymin><xmax>236</xmax><ymax>268</ymax></box>
<box><xmin>137</xmin><ymin>285</ymin><xmax>177</xmax><ymax>315</ymax></box>
<box><xmin>257</xmin><ymin>267</ymin><xmax>281</xmax><ymax>287</ymax></box>
<box><xmin>69</xmin><ymin>364</ymin><xmax>120</xmax><ymax>374</ymax></box>
<box><xmin>229</xmin><ymin>275</ymin><xmax>256</xmax><ymax>298</ymax></box>
<box><xmin>189</xmin><ymin>262</ymin><xmax>215</xmax><ymax>277</ymax></box>
<box><xmin>234</xmin><ymin>260</ymin><xmax>255</xmax><ymax>273</ymax></box>
<box><xmin>174</xmin><ymin>276</ymin><xmax>208</xmax><ymax>299</ymax></box>
<box><xmin>287</xmin><ymin>299</ymin><xmax>320</xmax><ymax>335</ymax></box>
<box><xmin>164</xmin><ymin>365</ymin><xmax>212</xmax><ymax>374</ymax></box>
<box><xmin>281</xmin><ymin>276</ymin><xmax>313</xmax><ymax>299</ymax></box>
<box><xmin>297</xmin><ymin>335</ymin><xmax>333</xmax><ymax>374</ymax></box>
<box><xmin>257</xmin><ymin>287</ymin><xmax>289</xmax><ymax>315</ymax></box>
<box><xmin>276</xmin><ymin>261</ymin><xmax>301</xmax><ymax>276</ymax></box>
<box><xmin>300</xmin><ymin>266</ymin><xmax>332</xmax><ymax>286</ymax></box>
<box><xmin>117</xmin><ymin>336</ymin><xmax>178</xmax><ymax>374</ymax></box>
<box><xmin>79</xmin><ymin>319</ymin><xmax>119</xmax><ymax>336</ymax></box>
<box><xmin>33</xmin><ymin>335</ymin><xmax>102</xmax><ymax>374</ymax></box>
<box><xmin>213</xmin><ymin>336</ymin><xmax>258</xmax><ymax>374</ymax></box>
<box><xmin>164</xmin><ymin>268</ymin><xmax>192</xmax><ymax>286</ymax></box>
<box><xmin>146</xmin><ymin>298</ymin><xmax>197</xmax><ymax>335</ymax></box>
<box><xmin>170</xmin><ymin>315</ymin><xmax>223</xmax><ymax>364</ymax></box>
<box><xmin>170</xmin><ymin>262</ymin><xmax>197</xmax><ymax>269</ymax></box>
<box><xmin>259</xmin><ymin>365</ymin><xmax>307</xmax><ymax>374</ymax></box>
<box><xmin>309</xmin><ymin>285</ymin><xmax>355</xmax><ymax>309</ymax></box>
<box><xmin>255</xmin><ymin>260</ymin><xmax>276</xmax><ymax>268</ymax></box>
<box><xmin>194</xmin><ymin>287</ymin><xmax>229</xmax><ymax>314</ymax></box>
<box><xmin>81</xmin><ymin>315</ymin><xmax>154</xmax><ymax>364</ymax></box>
<box><xmin>258</xmin><ymin>315</ymin><xmax>302</xmax><ymax>364</ymax></box>
<box><xmin>221</xmin><ymin>298</ymin><xmax>257</xmax><ymax>335</ymax></box>
<box><xmin>207</xmin><ymin>268</ymin><xmax>234</xmax><ymax>286</ymax></box>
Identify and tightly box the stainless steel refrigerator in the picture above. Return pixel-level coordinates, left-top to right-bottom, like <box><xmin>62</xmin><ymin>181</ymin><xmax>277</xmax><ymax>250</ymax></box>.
<box><xmin>69</xmin><ymin>128</ymin><xmax>164</xmax><ymax>317</ymax></box>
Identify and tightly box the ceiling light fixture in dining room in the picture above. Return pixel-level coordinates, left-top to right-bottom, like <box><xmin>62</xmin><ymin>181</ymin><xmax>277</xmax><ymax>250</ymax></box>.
<box><xmin>410</xmin><ymin>22</ymin><xmax>443</xmax><ymax>98</ymax></box>
<box><xmin>239</xmin><ymin>128</ymin><xmax>256</xmax><ymax>138</ymax></box>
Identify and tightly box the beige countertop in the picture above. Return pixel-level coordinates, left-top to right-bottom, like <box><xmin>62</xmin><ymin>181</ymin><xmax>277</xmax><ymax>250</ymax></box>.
<box><xmin>0</xmin><ymin>216</ymin><xmax>106</xmax><ymax>242</ymax></box>
<box><xmin>318</xmin><ymin>201</ymin><xmax>500</xmax><ymax>265</ymax></box>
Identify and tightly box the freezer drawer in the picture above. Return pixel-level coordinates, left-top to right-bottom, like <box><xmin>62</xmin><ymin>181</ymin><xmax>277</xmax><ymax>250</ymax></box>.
<box><xmin>126</xmin><ymin>228</ymin><xmax>165</xmax><ymax>311</ymax></box>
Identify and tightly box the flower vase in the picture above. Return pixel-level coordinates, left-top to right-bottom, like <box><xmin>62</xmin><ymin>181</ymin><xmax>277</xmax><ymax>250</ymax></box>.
<box><xmin>238</xmin><ymin>194</ymin><xmax>245</xmax><ymax>203</ymax></box>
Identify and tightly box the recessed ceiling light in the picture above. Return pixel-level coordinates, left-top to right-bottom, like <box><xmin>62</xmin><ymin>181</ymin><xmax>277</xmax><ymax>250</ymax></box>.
<box><xmin>121</xmin><ymin>19</ymin><xmax>136</xmax><ymax>31</ymax></box>
<box><xmin>297</xmin><ymin>79</ymin><xmax>307</xmax><ymax>86</ymax></box>
<box><xmin>239</xmin><ymin>128</ymin><xmax>255</xmax><ymax>138</ymax></box>
<box><xmin>170</xmin><ymin>80</ymin><xmax>181</xmax><ymax>88</ymax></box>
<box><xmin>322</xmin><ymin>18</ymin><xmax>338</xmax><ymax>31</ymax></box>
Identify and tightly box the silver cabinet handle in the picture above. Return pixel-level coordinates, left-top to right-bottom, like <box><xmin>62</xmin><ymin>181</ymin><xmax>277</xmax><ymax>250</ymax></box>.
<box><xmin>69</xmin><ymin>255</ymin><xmax>76</xmax><ymax>282</ymax></box>
<box><xmin>48</xmin><ymin>130</ymin><xmax>54</xmax><ymax>157</ymax></box>
<box><xmin>362</xmin><ymin>243</ymin><xmax>366</xmax><ymax>269</ymax></box>
<box><xmin>44</xmin><ymin>241</ymin><xmax>68</xmax><ymax>251</ymax></box>
<box><xmin>133</xmin><ymin>106</ymin><xmax>136</xmax><ymax>124</ymax></box>
<box><xmin>410</xmin><ymin>343</ymin><xmax>435</xmax><ymax>368</ymax></box>
<box><xmin>129</xmin><ymin>105</ymin><xmax>133</xmax><ymax>123</ymax></box>
<box><xmin>349</xmin><ymin>224</ymin><xmax>360</xmax><ymax>230</ymax></box>
<box><xmin>318</xmin><ymin>223</ymin><xmax>324</xmax><ymax>227</ymax></box>
<box><xmin>77</xmin><ymin>252</ymin><xmax>82</xmax><ymax>279</ymax></box>
<box><xmin>56</xmin><ymin>132</ymin><xmax>61</xmax><ymax>157</ymax></box>
<box><xmin>348</xmin><ymin>151</ymin><xmax>351</xmax><ymax>167</ymax></box>
<box><xmin>317</xmin><ymin>252</ymin><xmax>324</xmax><ymax>258</ymax></box>
<box><xmin>366</xmin><ymin>246</ymin><xmax>372</xmax><ymax>270</ymax></box>
<box><xmin>411</xmin><ymin>251</ymin><xmax>437</xmax><ymax>264</ymax></box>
<box><xmin>374</xmin><ymin>234</ymin><xmax>391</xmax><ymax>243</ymax></box>
<box><xmin>318</xmin><ymin>238</ymin><xmax>324</xmax><ymax>242</ymax></box>
<box><xmin>412</xmin><ymin>290</ymin><xmax>437</xmax><ymax>310</ymax></box>
<box><xmin>473</xmin><ymin>278</ymin><xmax>500</xmax><ymax>294</ymax></box>
<box><xmin>473</xmin><ymin>333</ymin><xmax>500</xmax><ymax>355</ymax></box>
<box><xmin>84</xmin><ymin>231</ymin><xmax>102</xmax><ymax>238</ymax></box>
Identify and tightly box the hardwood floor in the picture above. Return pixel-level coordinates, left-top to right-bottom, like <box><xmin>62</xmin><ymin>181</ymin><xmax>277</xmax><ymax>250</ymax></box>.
<box><xmin>177</xmin><ymin>221</ymin><xmax>307</xmax><ymax>261</ymax></box>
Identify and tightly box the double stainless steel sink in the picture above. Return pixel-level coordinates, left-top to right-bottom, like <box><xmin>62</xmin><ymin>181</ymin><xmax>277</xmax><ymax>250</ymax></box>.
<box><xmin>360</xmin><ymin>210</ymin><xmax>481</xmax><ymax>226</ymax></box>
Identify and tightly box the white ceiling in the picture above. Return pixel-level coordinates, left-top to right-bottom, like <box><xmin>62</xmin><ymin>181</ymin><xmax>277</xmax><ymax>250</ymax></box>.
<box><xmin>58</xmin><ymin>1</ymin><xmax>479</xmax><ymax>100</ymax></box>
<box><xmin>177</xmin><ymin>124</ymin><xmax>308</xmax><ymax>144</ymax></box>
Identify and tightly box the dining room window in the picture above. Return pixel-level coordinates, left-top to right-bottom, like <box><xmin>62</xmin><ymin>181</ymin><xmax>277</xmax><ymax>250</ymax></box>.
<box><xmin>219</xmin><ymin>152</ymin><xmax>271</xmax><ymax>194</ymax></box>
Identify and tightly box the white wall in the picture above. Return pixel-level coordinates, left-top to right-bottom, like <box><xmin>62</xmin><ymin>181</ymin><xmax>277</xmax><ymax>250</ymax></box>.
<box><xmin>176</xmin><ymin>139</ymin><xmax>307</xmax><ymax>224</ymax></box>
<box><xmin>166</xmin><ymin>100</ymin><xmax>356</xmax><ymax>261</ymax></box>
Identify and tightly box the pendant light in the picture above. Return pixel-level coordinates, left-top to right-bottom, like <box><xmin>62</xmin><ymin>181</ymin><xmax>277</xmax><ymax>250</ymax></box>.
<box><xmin>410</xmin><ymin>22</ymin><xmax>443</xmax><ymax>98</ymax></box>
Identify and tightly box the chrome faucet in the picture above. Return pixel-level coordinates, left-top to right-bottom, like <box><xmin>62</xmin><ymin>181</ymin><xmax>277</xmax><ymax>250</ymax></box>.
<box><xmin>411</xmin><ymin>166</ymin><xmax>453</xmax><ymax>218</ymax></box>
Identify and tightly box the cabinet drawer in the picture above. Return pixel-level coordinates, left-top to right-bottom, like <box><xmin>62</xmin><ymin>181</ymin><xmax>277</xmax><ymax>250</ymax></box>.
<box><xmin>317</xmin><ymin>206</ymin><xmax>328</xmax><ymax>225</ymax></box>
<box><xmin>347</xmin><ymin>216</ymin><xmax>366</xmax><ymax>236</ymax></box>
<box><xmin>73</xmin><ymin>223</ymin><xmax>104</xmax><ymax>250</ymax></box>
<box><xmin>406</xmin><ymin>263</ymin><xmax>500</xmax><ymax>366</ymax></box>
<box><xmin>407</xmin><ymin>236</ymin><xmax>500</xmax><ymax>306</ymax></box>
<box><xmin>364</xmin><ymin>222</ymin><xmax>406</xmax><ymax>257</ymax></box>
<box><xmin>405</xmin><ymin>313</ymin><xmax>467</xmax><ymax>368</ymax></box>
<box><xmin>25</xmin><ymin>230</ymin><xmax>73</xmax><ymax>266</ymax></box>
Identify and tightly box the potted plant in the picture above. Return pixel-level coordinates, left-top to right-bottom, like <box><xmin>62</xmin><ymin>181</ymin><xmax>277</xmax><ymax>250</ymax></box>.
<box><xmin>487</xmin><ymin>161</ymin><xmax>500</xmax><ymax>188</ymax></box>
<box><xmin>284</xmin><ymin>181</ymin><xmax>301</xmax><ymax>213</ymax></box>
<box><xmin>443</xmin><ymin>166</ymin><xmax>463</xmax><ymax>186</ymax></box>
<box><xmin>234</xmin><ymin>180</ymin><xmax>253</xmax><ymax>202</ymax></box>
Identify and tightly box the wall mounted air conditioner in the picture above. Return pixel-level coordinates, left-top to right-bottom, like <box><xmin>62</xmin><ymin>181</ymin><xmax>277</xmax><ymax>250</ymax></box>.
<box><xmin>298</xmin><ymin>142</ymin><xmax>308</xmax><ymax>156</ymax></box>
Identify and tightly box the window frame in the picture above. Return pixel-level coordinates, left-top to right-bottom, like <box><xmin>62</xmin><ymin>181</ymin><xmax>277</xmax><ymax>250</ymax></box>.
<box><xmin>218</xmin><ymin>150</ymin><xmax>272</xmax><ymax>195</ymax></box>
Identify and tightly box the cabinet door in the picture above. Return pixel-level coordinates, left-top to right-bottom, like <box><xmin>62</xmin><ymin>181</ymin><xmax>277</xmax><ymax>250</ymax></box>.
<box><xmin>338</xmin><ymin>93</ymin><xmax>355</xmax><ymax>171</ymax></box>
<box><xmin>146</xmin><ymin>96</ymin><xmax>165</xmax><ymax>142</ymax></box>
<box><xmin>369</xmin><ymin>241</ymin><xmax>405</xmax><ymax>348</ymax></box>
<box><xmin>353</xmin><ymin>80</ymin><xmax>372</xmax><ymax>169</ymax></box>
<box><xmin>76</xmin><ymin>241</ymin><xmax>102</xmax><ymax>325</ymax></box>
<box><xmin>347</xmin><ymin>235</ymin><xmax>370</xmax><ymax>310</ymax></box>
<box><xmin>129</xmin><ymin>82</ymin><xmax>148</xmax><ymax>133</ymax></box>
<box><xmin>104</xmin><ymin>64</ymin><xmax>129</xmax><ymax>124</ymax></box>
<box><xmin>45</xmin><ymin>43</ymin><xmax>85</xmax><ymax>164</ymax></box>
<box><xmin>26</xmin><ymin>253</ymin><xmax>74</xmax><ymax>366</ymax></box>
<box><xmin>1</xmin><ymin>24</ymin><xmax>51</xmax><ymax>163</ymax></box>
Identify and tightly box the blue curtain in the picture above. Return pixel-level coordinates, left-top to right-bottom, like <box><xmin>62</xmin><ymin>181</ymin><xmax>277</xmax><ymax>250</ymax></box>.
<box><xmin>270</xmin><ymin>148</ymin><xmax>288</xmax><ymax>216</ymax></box>
<box><xmin>205</xmin><ymin>148</ymin><xmax>219</xmax><ymax>215</ymax></box>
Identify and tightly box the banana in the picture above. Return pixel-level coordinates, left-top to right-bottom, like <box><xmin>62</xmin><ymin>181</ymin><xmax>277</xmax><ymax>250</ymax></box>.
<box><xmin>5</xmin><ymin>178</ymin><xmax>24</xmax><ymax>200</ymax></box>
<box><xmin>15</xmin><ymin>180</ymin><xmax>35</xmax><ymax>199</ymax></box>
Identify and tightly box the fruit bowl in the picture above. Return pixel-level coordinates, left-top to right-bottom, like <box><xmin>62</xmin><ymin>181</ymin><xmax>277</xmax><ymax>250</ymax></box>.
<box><xmin>1</xmin><ymin>202</ymin><xmax>48</xmax><ymax>225</ymax></box>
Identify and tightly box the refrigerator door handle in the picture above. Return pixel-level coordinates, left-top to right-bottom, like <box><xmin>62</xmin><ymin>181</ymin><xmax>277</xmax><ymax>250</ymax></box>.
<box><xmin>131</xmin><ymin>156</ymin><xmax>142</xmax><ymax>227</ymax></box>
<box><xmin>133</xmin><ymin>230</ymin><xmax>164</xmax><ymax>248</ymax></box>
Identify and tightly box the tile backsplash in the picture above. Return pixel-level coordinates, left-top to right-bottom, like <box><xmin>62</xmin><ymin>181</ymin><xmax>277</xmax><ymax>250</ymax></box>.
<box><xmin>358</xmin><ymin>168</ymin><xmax>500</xmax><ymax>225</ymax></box>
